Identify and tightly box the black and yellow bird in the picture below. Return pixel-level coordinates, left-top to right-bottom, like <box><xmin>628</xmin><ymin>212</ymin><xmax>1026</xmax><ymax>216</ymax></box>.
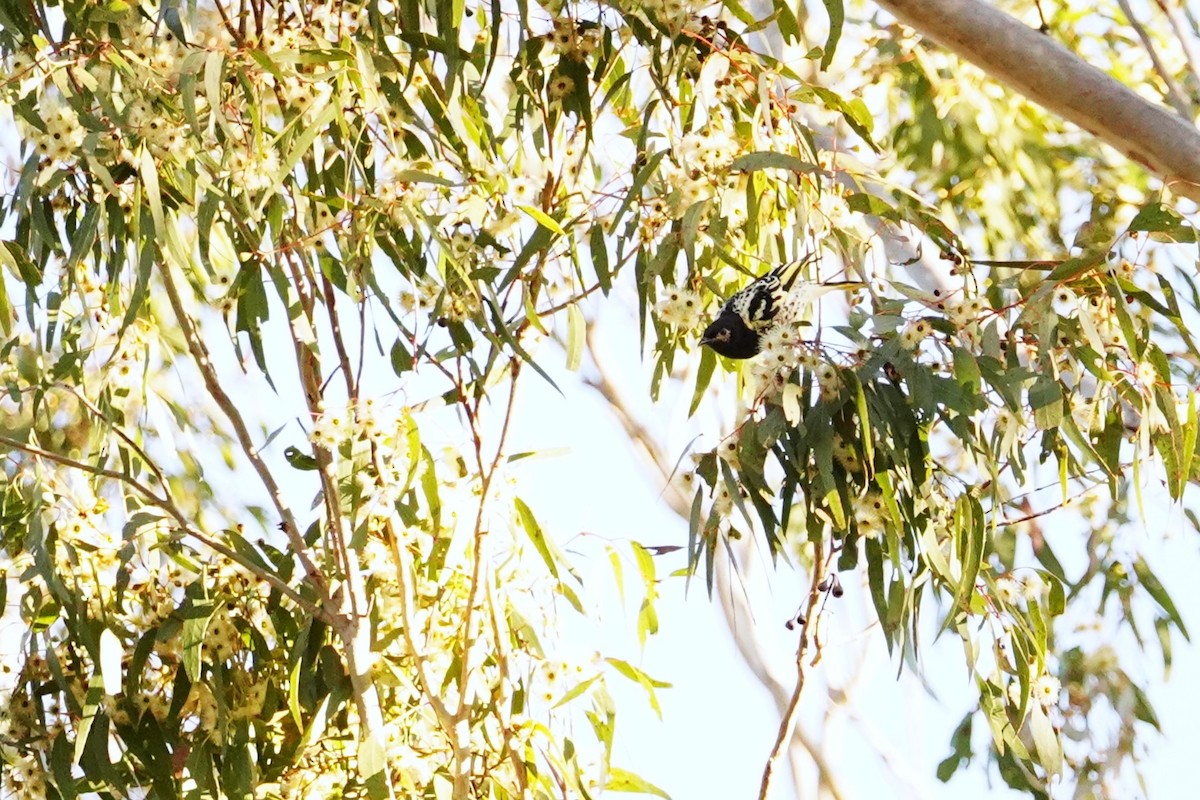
<box><xmin>699</xmin><ymin>258</ymin><xmax>864</xmax><ymax>359</ymax></box>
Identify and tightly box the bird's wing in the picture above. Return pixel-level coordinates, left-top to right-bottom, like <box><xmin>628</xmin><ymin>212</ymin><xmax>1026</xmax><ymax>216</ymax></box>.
<box><xmin>773</xmin><ymin>280</ymin><xmax>867</xmax><ymax>326</ymax></box>
<box><xmin>724</xmin><ymin>257</ymin><xmax>814</xmax><ymax>329</ymax></box>
<box><xmin>789</xmin><ymin>280</ymin><xmax>867</xmax><ymax>307</ymax></box>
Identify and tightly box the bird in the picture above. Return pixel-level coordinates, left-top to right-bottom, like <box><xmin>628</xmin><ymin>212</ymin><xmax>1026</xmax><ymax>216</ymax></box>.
<box><xmin>699</xmin><ymin>258</ymin><xmax>864</xmax><ymax>359</ymax></box>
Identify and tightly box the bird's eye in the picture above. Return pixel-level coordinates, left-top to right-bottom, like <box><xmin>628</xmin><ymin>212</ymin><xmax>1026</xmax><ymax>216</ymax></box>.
<box><xmin>718</xmin><ymin>329</ymin><xmax>731</xmax><ymax>341</ymax></box>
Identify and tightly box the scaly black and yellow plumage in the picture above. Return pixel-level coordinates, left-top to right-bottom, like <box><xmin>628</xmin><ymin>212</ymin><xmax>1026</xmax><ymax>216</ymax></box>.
<box><xmin>699</xmin><ymin>258</ymin><xmax>863</xmax><ymax>359</ymax></box>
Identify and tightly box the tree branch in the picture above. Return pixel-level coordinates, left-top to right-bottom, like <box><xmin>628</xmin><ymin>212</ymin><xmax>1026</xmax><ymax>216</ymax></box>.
<box><xmin>875</xmin><ymin>0</ymin><xmax>1200</xmax><ymax>203</ymax></box>
<box><xmin>1155</xmin><ymin>0</ymin><xmax>1200</xmax><ymax>92</ymax></box>
<box><xmin>0</xmin><ymin>434</ymin><xmax>323</xmax><ymax>618</ymax></box>
<box><xmin>157</xmin><ymin>258</ymin><xmax>330</xmax><ymax>605</ymax></box>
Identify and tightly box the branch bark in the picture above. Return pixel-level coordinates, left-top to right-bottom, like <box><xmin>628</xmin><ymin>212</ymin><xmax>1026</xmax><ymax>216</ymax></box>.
<box><xmin>874</xmin><ymin>0</ymin><xmax>1200</xmax><ymax>203</ymax></box>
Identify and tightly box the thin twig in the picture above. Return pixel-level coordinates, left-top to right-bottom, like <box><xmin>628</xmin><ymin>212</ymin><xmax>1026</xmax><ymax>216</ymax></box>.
<box><xmin>453</xmin><ymin>359</ymin><xmax>522</xmax><ymax>797</ymax></box>
<box><xmin>758</xmin><ymin>544</ymin><xmax>831</xmax><ymax>800</ymax></box>
<box><xmin>321</xmin><ymin>271</ymin><xmax>359</xmax><ymax>402</ymax></box>
<box><xmin>586</xmin><ymin>323</ymin><xmax>841</xmax><ymax>797</ymax></box>
<box><xmin>1154</xmin><ymin>0</ymin><xmax>1200</xmax><ymax>94</ymax></box>
<box><xmin>277</xmin><ymin>248</ymin><xmax>352</xmax><ymax>600</ymax></box>
<box><xmin>484</xmin><ymin>559</ymin><xmax>531</xmax><ymax>796</ymax></box>
<box><xmin>384</xmin><ymin>522</ymin><xmax>456</xmax><ymax>727</ymax></box>
<box><xmin>210</xmin><ymin>0</ymin><xmax>244</xmax><ymax>44</ymax></box>
<box><xmin>276</xmin><ymin>243</ymin><xmax>391</xmax><ymax>764</ymax></box>
<box><xmin>1115</xmin><ymin>0</ymin><xmax>1193</xmax><ymax>117</ymax></box>
<box><xmin>67</xmin><ymin>386</ymin><xmax>172</xmax><ymax>497</ymax></box>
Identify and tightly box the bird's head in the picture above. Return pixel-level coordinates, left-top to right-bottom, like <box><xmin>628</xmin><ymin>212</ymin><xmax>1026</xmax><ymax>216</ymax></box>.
<box><xmin>700</xmin><ymin>313</ymin><xmax>761</xmax><ymax>359</ymax></box>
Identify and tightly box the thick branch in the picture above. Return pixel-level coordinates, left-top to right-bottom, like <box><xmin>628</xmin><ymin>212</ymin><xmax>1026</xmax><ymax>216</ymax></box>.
<box><xmin>875</xmin><ymin>0</ymin><xmax>1200</xmax><ymax>203</ymax></box>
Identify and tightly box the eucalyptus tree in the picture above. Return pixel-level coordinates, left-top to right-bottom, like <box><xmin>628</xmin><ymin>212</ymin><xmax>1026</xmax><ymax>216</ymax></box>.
<box><xmin>1</xmin><ymin>0</ymin><xmax>1197</xmax><ymax>798</ymax></box>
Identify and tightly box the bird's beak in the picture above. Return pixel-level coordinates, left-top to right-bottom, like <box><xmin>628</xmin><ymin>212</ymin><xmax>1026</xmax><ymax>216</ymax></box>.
<box><xmin>698</xmin><ymin>335</ymin><xmax>713</xmax><ymax>346</ymax></box>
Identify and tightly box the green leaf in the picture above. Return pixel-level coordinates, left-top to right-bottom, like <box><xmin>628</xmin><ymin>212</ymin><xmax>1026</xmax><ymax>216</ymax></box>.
<box><xmin>936</xmin><ymin>714</ymin><xmax>973</xmax><ymax>782</ymax></box>
<box><xmin>591</xmin><ymin>223</ymin><xmax>612</xmax><ymax>294</ymax></box>
<box><xmin>1132</xmin><ymin>558</ymin><xmax>1190</xmax><ymax>640</ymax></box>
<box><xmin>296</xmin><ymin>694</ymin><xmax>331</xmax><ymax>757</ymax></box>
<box><xmin>1047</xmin><ymin>574</ymin><xmax>1065</xmax><ymax>616</ymax></box>
<box><xmin>729</xmin><ymin>151</ymin><xmax>822</xmax><ymax>175</ymax></box>
<box><xmin>1028</xmin><ymin>376</ymin><xmax>1063</xmax><ymax>430</ymax></box>
<box><xmin>0</xmin><ymin>239</ymin><xmax>43</xmax><ymax>286</ymax></box>
<box><xmin>0</xmin><ymin>263</ymin><xmax>10</xmax><ymax>336</ymax></box>
<box><xmin>865</xmin><ymin>538</ymin><xmax>892</xmax><ymax>649</ymax></box>
<box><xmin>952</xmin><ymin>347</ymin><xmax>981</xmax><ymax>390</ymax></box>
<box><xmin>138</xmin><ymin>147</ymin><xmax>165</xmax><ymax>233</ymax></box>
<box><xmin>1126</xmin><ymin>201</ymin><xmax>1196</xmax><ymax>242</ymax></box>
<box><xmin>605</xmin><ymin>657</ymin><xmax>670</xmax><ymax>688</ymax></box>
<box><xmin>518</xmin><ymin>204</ymin><xmax>565</xmax><ymax>235</ymax></box>
<box><xmin>846</xmin><ymin>192</ymin><xmax>893</xmax><ymax>216</ymax></box>
<box><xmin>72</xmin><ymin>677</ymin><xmax>106</xmax><ymax>768</ymax></box>
<box><xmin>1046</xmin><ymin>253</ymin><xmax>1105</xmax><ymax>282</ymax></box>
<box><xmin>852</xmin><ymin>374</ymin><xmax>874</xmax><ymax>474</ymax></box>
<box><xmin>566</xmin><ymin>303</ymin><xmax>585</xmax><ymax>371</ymax></box>
<box><xmin>120</xmin><ymin>220</ymin><xmax>157</xmax><ymax>334</ymax></box>
<box><xmin>637</xmin><ymin>595</ymin><xmax>659</xmax><ymax>645</ymax></box>
<box><xmin>554</xmin><ymin>675</ymin><xmax>600</xmax><ymax>708</ymax></box>
<box><xmin>481</xmin><ymin>296</ymin><xmax>561</xmax><ymax>393</ymax></box>
<box><xmin>181</xmin><ymin>600</ymin><xmax>216</xmax><ymax>683</ymax></box>
<box><xmin>359</xmin><ymin>729</ymin><xmax>392</xmax><ymax>799</ymax></box>
<box><xmin>1027</xmin><ymin>702</ymin><xmax>1062</xmax><ymax>777</ymax></box>
<box><xmin>605</xmin><ymin>658</ymin><xmax>670</xmax><ymax>718</ymax></box>
<box><xmin>769</xmin><ymin>0</ymin><xmax>801</xmax><ymax>41</ymax></box>
<box><xmin>586</xmin><ymin>700</ymin><xmax>615</xmax><ymax>758</ymax></box>
<box><xmin>420</xmin><ymin>447</ymin><xmax>443</xmax><ymax>534</ymax></box>
<box><xmin>606</xmin><ymin>767</ymin><xmax>671</xmax><ymax>798</ymax></box>
<box><xmin>689</xmin><ymin>345</ymin><xmax>716</xmax><ymax>416</ymax></box>
<box><xmin>64</xmin><ymin>203</ymin><xmax>101</xmax><ymax>275</ymax></box>
<box><xmin>819</xmin><ymin>0</ymin><xmax>844</xmax><ymax>69</ymax></box>
<box><xmin>686</xmin><ymin>485</ymin><xmax>704</xmax><ymax>583</ymax></box>
<box><xmin>954</xmin><ymin>496</ymin><xmax>984</xmax><ymax>616</ymax></box>
<box><xmin>1182</xmin><ymin>389</ymin><xmax>1198</xmax><ymax>488</ymax></box>
<box><xmin>514</xmin><ymin>497</ymin><xmax>565</xmax><ymax>580</ymax></box>
<box><xmin>1130</xmin><ymin>681</ymin><xmax>1162</xmax><ymax>730</ymax></box>
<box><xmin>266</xmin><ymin>102</ymin><xmax>340</xmax><ymax>206</ymax></box>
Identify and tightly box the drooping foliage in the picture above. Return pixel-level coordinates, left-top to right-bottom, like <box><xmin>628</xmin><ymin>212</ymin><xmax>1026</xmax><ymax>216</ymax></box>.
<box><xmin>0</xmin><ymin>0</ymin><xmax>1197</xmax><ymax>797</ymax></box>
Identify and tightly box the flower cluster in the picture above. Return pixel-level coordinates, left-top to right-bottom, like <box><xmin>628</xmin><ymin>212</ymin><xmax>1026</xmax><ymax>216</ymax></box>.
<box><xmin>898</xmin><ymin>317</ymin><xmax>934</xmax><ymax>350</ymax></box>
<box><xmin>655</xmin><ymin>286</ymin><xmax>704</xmax><ymax>331</ymax></box>
<box><xmin>936</xmin><ymin>294</ymin><xmax>986</xmax><ymax>327</ymax></box>
<box><xmin>547</xmin><ymin>18</ymin><xmax>602</xmax><ymax>60</ymax></box>
<box><xmin>223</xmin><ymin>139</ymin><xmax>282</xmax><ymax>199</ymax></box>
<box><xmin>31</xmin><ymin>93</ymin><xmax>86</xmax><ymax>164</ymax></box>
<box><xmin>1005</xmin><ymin>669</ymin><xmax>1062</xmax><ymax>710</ymax></box>
<box><xmin>853</xmin><ymin>491</ymin><xmax>887</xmax><ymax>538</ymax></box>
<box><xmin>991</xmin><ymin>573</ymin><xmax>1045</xmax><ymax>608</ymax></box>
<box><xmin>832</xmin><ymin>434</ymin><xmax>864</xmax><ymax>474</ymax></box>
<box><xmin>746</xmin><ymin>321</ymin><xmax>808</xmax><ymax>394</ymax></box>
<box><xmin>1</xmin><ymin>470</ymin><xmax>286</xmax><ymax>796</ymax></box>
<box><xmin>664</xmin><ymin>124</ymin><xmax>739</xmax><ymax>208</ymax></box>
<box><xmin>628</xmin><ymin>0</ymin><xmax>701</xmax><ymax>30</ymax></box>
